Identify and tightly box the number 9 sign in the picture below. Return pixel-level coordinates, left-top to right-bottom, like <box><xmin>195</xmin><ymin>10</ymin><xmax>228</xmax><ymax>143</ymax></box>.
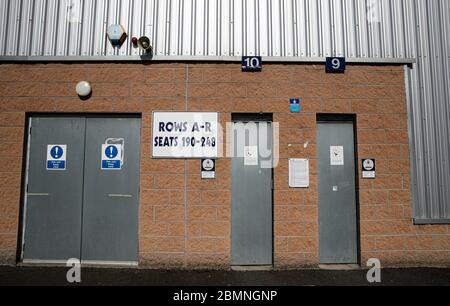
<box><xmin>326</xmin><ymin>57</ymin><xmax>346</xmax><ymax>73</ymax></box>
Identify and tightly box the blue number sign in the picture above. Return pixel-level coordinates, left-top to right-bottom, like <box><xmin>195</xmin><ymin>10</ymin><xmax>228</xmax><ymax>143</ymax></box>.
<box><xmin>326</xmin><ymin>57</ymin><xmax>346</xmax><ymax>73</ymax></box>
<box><xmin>242</xmin><ymin>56</ymin><xmax>262</xmax><ymax>72</ymax></box>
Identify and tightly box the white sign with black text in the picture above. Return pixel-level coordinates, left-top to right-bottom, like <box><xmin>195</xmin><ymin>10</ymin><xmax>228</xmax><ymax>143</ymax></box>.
<box><xmin>330</xmin><ymin>146</ymin><xmax>344</xmax><ymax>166</ymax></box>
<box><xmin>152</xmin><ymin>112</ymin><xmax>219</xmax><ymax>158</ymax></box>
<box><xmin>362</xmin><ymin>159</ymin><xmax>376</xmax><ymax>179</ymax></box>
<box><xmin>244</xmin><ymin>146</ymin><xmax>259</xmax><ymax>166</ymax></box>
<box><xmin>201</xmin><ymin>159</ymin><xmax>216</xmax><ymax>179</ymax></box>
<box><xmin>289</xmin><ymin>159</ymin><xmax>309</xmax><ymax>188</ymax></box>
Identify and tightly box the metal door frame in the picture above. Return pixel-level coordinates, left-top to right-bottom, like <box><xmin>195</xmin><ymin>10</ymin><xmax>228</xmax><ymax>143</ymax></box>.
<box><xmin>316</xmin><ymin>114</ymin><xmax>361</xmax><ymax>265</ymax></box>
<box><xmin>18</xmin><ymin>112</ymin><xmax>142</xmax><ymax>265</ymax></box>
<box><xmin>230</xmin><ymin>113</ymin><xmax>274</xmax><ymax>268</ymax></box>
<box><xmin>18</xmin><ymin>116</ymin><xmax>33</xmax><ymax>263</ymax></box>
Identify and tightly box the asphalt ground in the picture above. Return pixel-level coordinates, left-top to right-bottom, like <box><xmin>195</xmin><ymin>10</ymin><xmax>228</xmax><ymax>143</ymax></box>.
<box><xmin>0</xmin><ymin>266</ymin><xmax>449</xmax><ymax>286</ymax></box>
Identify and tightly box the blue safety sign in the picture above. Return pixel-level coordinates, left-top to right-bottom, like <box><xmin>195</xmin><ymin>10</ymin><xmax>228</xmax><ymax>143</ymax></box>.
<box><xmin>47</xmin><ymin>145</ymin><xmax>67</xmax><ymax>170</ymax></box>
<box><xmin>290</xmin><ymin>98</ymin><xmax>301</xmax><ymax>113</ymax></box>
<box><xmin>101</xmin><ymin>144</ymin><xmax>122</xmax><ymax>170</ymax></box>
<box><xmin>105</xmin><ymin>145</ymin><xmax>119</xmax><ymax>159</ymax></box>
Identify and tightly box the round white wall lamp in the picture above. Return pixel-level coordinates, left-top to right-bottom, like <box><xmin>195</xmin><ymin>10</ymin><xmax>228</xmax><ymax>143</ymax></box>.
<box><xmin>76</xmin><ymin>81</ymin><xmax>92</xmax><ymax>98</ymax></box>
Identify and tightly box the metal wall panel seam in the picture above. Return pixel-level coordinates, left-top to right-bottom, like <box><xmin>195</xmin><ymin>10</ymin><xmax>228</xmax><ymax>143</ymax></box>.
<box><xmin>26</xmin><ymin>0</ymin><xmax>35</xmax><ymax>57</ymax></box>
<box><xmin>435</xmin><ymin>0</ymin><xmax>450</xmax><ymax>218</ymax></box>
<box><xmin>413</xmin><ymin>0</ymin><xmax>428</xmax><ymax>218</ymax></box>
<box><xmin>423</xmin><ymin>0</ymin><xmax>439</xmax><ymax>218</ymax></box>
<box><xmin>440</xmin><ymin>0</ymin><xmax>450</xmax><ymax>217</ymax></box>
<box><xmin>14</xmin><ymin>0</ymin><xmax>23</xmax><ymax>57</ymax></box>
<box><xmin>0</xmin><ymin>0</ymin><xmax>9</xmax><ymax>56</ymax></box>
<box><xmin>405</xmin><ymin>65</ymin><xmax>418</xmax><ymax>220</ymax></box>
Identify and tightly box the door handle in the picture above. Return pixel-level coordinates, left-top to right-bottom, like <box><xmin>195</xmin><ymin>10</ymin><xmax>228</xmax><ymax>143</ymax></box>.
<box><xmin>107</xmin><ymin>194</ymin><xmax>133</xmax><ymax>198</ymax></box>
<box><xmin>27</xmin><ymin>193</ymin><xmax>50</xmax><ymax>196</ymax></box>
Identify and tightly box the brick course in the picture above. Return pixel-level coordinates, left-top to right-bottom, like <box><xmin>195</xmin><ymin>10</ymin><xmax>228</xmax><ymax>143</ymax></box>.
<box><xmin>0</xmin><ymin>62</ymin><xmax>448</xmax><ymax>268</ymax></box>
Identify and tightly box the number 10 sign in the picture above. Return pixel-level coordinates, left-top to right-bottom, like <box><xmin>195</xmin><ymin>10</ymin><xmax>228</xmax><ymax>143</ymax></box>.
<box><xmin>326</xmin><ymin>57</ymin><xmax>346</xmax><ymax>73</ymax></box>
<box><xmin>242</xmin><ymin>56</ymin><xmax>262</xmax><ymax>72</ymax></box>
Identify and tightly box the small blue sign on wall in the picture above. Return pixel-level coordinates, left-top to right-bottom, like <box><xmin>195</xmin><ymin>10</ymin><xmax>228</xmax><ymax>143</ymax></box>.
<box><xmin>290</xmin><ymin>98</ymin><xmax>301</xmax><ymax>113</ymax></box>
<box><xmin>326</xmin><ymin>57</ymin><xmax>346</xmax><ymax>73</ymax></box>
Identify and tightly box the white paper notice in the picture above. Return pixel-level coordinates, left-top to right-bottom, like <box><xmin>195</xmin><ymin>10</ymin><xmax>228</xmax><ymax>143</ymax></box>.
<box><xmin>289</xmin><ymin>159</ymin><xmax>309</xmax><ymax>188</ymax></box>
<box><xmin>244</xmin><ymin>146</ymin><xmax>258</xmax><ymax>166</ymax></box>
<box><xmin>330</xmin><ymin>146</ymin><xmax>344</xmax><ymax>166</ymax></box>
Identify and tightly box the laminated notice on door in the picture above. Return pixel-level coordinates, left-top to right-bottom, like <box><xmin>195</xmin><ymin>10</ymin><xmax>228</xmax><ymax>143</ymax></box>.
<box><xmin>330</xmin><ymin>146</ymin><xmax>344</xmax><ymax>166</ymax></box>
<box><xmin>244</xmin><ymin>146</ymin><xmax>258</xmax><ymax>166</ymax></box>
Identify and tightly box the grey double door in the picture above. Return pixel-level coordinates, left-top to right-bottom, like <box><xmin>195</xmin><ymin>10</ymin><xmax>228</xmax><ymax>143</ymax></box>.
<box><xmin>317</xmin><ymin>121</ymin><xmax>358</xmax><ymax>264</ymax></box>
<box><xmin>22</xmin><ymin>116</ymin><xmax>141</xmax><ymax>264</ymax></box>
<box><xmin>231</xmin><ymin>120</ymin><xmax>273</xmax><ymax>266</ymax></box>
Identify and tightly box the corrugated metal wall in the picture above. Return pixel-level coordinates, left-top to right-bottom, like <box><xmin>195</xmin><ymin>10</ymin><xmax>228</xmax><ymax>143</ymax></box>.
<box><xmin>405</xmin><ymin>0</ymin><xmax>450</xmax><ymax>223</ymax></box>
<box><xmin>0</xmin><ymin>0</ymin><xmax>420</xmax><ymax>59</ymax></box>
<box><xmin>0</xmin><ymin>0</ymin><xmax>449</xmax><ymax>222</ymax></box>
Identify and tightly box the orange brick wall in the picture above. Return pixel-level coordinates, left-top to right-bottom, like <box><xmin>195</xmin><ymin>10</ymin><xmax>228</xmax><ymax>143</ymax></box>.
<box><xmin>0</xmin><ymin>62</ymin><xmax>449</xmax><ymax>268</ymax></box>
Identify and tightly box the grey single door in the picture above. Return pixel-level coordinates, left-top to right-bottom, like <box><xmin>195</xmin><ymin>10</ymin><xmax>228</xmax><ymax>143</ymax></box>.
<box><xmin>317</xmin><ymin>121</ymin><xmax>358</xmax><ymax>264</ymax></box>
<box><xmin>231</xmin><ymin>121</ymin><xmax>273</xmax><ymax>266</ymax></box>
<box><xmin>81</xmin><ymin>117</ymin><xmax>141</xmax><ymax>263</ymax></box>
<box><xmin>23</xmin><ymin>117</ymin><xmax>85</xmax><ymax>262</ymax></box>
